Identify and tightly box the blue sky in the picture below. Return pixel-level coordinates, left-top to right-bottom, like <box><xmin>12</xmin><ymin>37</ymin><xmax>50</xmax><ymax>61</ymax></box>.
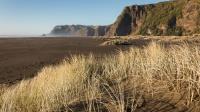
<box><xmin>0</xmin><ymin>0</ymin><xmax>167</xmax><ymax>35</ymax></box>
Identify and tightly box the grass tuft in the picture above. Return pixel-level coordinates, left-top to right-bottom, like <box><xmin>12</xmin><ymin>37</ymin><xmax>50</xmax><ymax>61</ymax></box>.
<box><xmin>0</xmin><ymin>42</ymin><xmax>200</xmax><ymax>111</ymax></box>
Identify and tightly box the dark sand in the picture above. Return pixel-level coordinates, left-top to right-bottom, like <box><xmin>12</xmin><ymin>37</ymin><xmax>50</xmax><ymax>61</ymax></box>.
<box><xmin>0</xmin><ymin>37</ymin><xmax>127</xmax><ymax>84</ymax></box>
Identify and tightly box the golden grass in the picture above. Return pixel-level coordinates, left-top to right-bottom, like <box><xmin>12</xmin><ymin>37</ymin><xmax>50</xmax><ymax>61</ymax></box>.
<box><xmin>0</xmin><ymin>42</ymin><xmax>200</xmax><ymax>111</ymax></box>
<box><xmin>100</xmin><ymin>35</ymin><xmax>200</xmax><ymax>46</ymax></box>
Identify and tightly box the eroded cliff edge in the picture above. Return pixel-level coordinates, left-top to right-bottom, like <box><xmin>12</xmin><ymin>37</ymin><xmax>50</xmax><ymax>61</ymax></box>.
<box><xmin>51</xmin><ymin>0</ymin><xmax>200</xmax><ymax>36</ymax></box>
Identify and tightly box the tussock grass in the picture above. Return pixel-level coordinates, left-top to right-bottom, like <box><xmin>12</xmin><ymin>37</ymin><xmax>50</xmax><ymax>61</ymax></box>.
<box><xmin>0</xmin><ymin>42</ymin><xmax>200</xmax><ymax>111</ymax></box>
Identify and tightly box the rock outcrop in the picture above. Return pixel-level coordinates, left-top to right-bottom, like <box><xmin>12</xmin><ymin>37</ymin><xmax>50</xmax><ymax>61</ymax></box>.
<box><xmin>50</xmin><ymin>25</ymin><xmax>109</xmax><ymax>36</ymax></box>
<box><xmin>106</xmin><ymin>5</ymin><xmax>152</xmax><ymax>36</ymax></box>
<box><xmin>107</xmin><ymin>0</ymin><xmax>200</xmax><ymax>36</ymax></box>
<box><xmin>50</xmin><ymin>0</ymin><xmax>200</xmax><ymax>37</ymax></box>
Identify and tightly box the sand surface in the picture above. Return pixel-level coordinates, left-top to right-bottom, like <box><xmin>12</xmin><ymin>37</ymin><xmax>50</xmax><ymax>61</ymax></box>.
<box><xmin>0</xmin><ymin>37</ymin><xmax>126</xmax><ymax>84</ymax></box>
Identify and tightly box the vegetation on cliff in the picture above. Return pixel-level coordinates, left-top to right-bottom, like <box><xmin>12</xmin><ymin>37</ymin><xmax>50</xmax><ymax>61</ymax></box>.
<box><xmin>108</xmin><ymin>0</ymin><xmax>200</xmax><ymax>36</ymax></box>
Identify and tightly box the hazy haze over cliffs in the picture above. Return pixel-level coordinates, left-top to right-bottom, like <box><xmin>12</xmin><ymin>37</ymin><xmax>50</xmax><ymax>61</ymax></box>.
<box><xmin>50</xmin><ymin>25</ymin><xmax>109</xmax><ymax>36</ymax></box>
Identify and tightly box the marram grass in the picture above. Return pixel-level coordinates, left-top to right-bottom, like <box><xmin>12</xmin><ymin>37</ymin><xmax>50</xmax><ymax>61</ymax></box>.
<box><xmin>0</xmin><ymin>42</ymin><xmax>200</xmax><ymax>112</ymax></box>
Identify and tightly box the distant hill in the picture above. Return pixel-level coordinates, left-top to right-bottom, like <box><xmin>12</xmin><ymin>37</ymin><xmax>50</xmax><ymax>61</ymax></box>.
<box><xmin>50</xmin><ymin>25</ymin><xmax>109</xmax><ymax>36</ymax></box>
<box><xmin>51</xmin><ymin>0</ymin><xmax>200</xmax><ymax>36</ymax></box>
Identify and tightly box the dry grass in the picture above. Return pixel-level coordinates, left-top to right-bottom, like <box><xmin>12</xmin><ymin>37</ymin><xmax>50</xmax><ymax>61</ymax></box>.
<box><xmin>100</xmin><ymin>35</ymin><xmax>200</xmax><ymax>46</ymax></box>
<box><xmin>0</xmin><ymin>42</ymin><xmax>200</xmax><ymax>111</ymax></box>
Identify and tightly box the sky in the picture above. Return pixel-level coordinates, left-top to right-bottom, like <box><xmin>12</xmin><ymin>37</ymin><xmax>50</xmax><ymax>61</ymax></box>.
<box><xmin>0</xmin><ymin>0</ymin><xmax>167</xmax><ymax>35</ymax></box>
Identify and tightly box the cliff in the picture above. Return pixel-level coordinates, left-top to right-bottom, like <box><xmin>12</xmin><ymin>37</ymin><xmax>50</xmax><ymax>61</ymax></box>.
<box><xmin>50</xmin><ymin>0</ymin><xmax>200</xmax><ymax>37</ymax></box>
<box><xmin>107</xmin><ymin>0</ymin><xmax>200</xmax><ymax>36</ymax></box>
<box><xmin>50</xmin><ymin>25</ymin><xmax>109</xmax><ymax>36</ymax></box>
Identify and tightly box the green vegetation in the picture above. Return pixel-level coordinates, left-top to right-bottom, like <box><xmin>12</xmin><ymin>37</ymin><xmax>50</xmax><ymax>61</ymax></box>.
<box><xmin>166</xmin><ymin>26</ymin><xmax>184</xmax><ymax>36</ymax></box>
<box><xmin>102</xmin><ymin>39</ymin><xmax>132</xmax><ymax>46</ymax></box>
<box><xmin>139</xmin><ymin>1</ymin><xmax>184</xmax><ymax>36</ymax></box>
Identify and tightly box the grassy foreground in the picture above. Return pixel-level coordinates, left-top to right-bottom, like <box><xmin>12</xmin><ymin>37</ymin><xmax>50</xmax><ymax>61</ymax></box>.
<box><xmin>0</xmin><ymin>42</ymin><xmax>200</xmax><ymax>112</ymax></box>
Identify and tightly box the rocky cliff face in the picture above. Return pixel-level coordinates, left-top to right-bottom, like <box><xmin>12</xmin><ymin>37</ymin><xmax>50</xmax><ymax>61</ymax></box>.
<box><xmin>50</xmin><ymin>25</ymin><xmax>109</xmax><ymax>36</ymax></box>
<box><xmin>107</xmin><ymin>0</ymin><xmax>200</xmax><ymax>36</ymax></box>
<box><xmin>177</xmin><ymin>0</ymin><xmax>200</xmax><ymax>35</ymax></box>
<box><xmin>106</xmin><ymin>5</ymin><xmax>152</xmax><ymax>36</ymax></box>
<box><xmin>51</xmin><ymin>0</ymin><xmax>200</xmax><ymax>37</ymax></box>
